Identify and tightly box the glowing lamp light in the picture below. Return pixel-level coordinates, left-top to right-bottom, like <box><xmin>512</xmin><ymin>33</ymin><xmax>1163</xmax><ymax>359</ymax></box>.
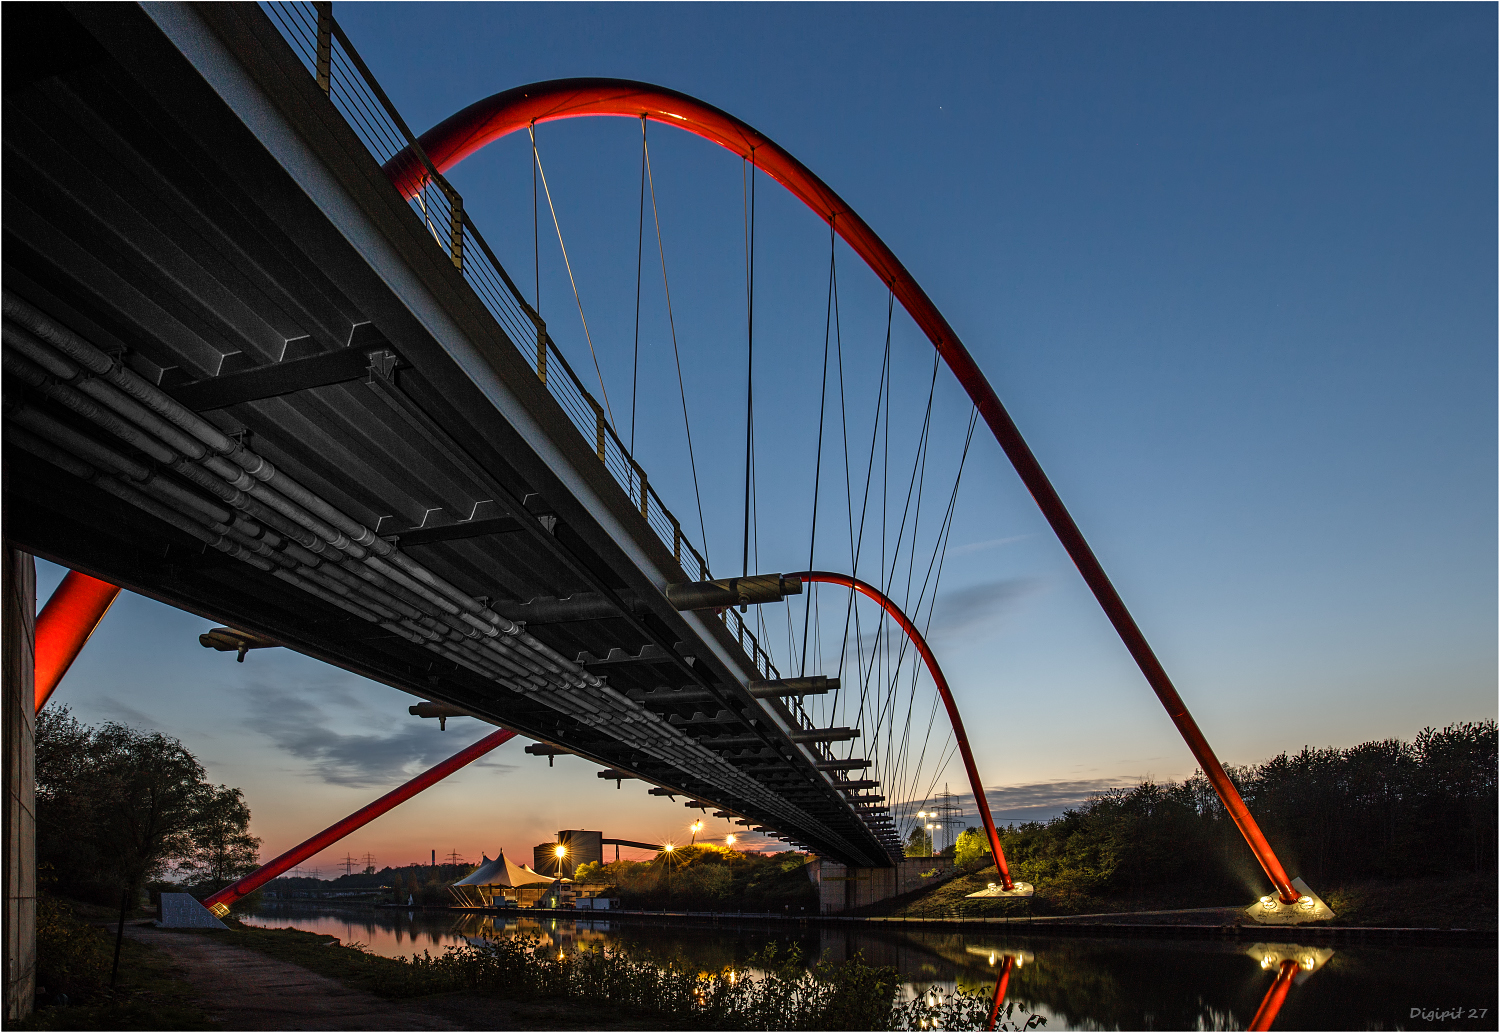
<box><xmin>988</xmin><ymin>952</ymin><xmax>996</xmax><ymax>966</ymax></box>
<box><xmin>554</xmin><ymin>845</ymin><xmax>567</xmax><ymax>858</ymax></box>
<box><xmin>987</xmin><ymin>883</ymin><xmax>997</xmax><ymax>891</ymax></box>
<box><xmin>664</xmin><ymin>843</ymin><xmax>674</xmax><ymax>852</ymax></box>
<box><xmin>725</xmin><ymin>835</ymin><xmax>737</xmax><ymax>846</ymax></box>
<box><xmin>1296</xmin><ymin>895</ymin><xmax>1316</xmax><ymax>911</ymax></box>
<box><xmin>692</xmin><ymin>821</ymin><xmax>704</xmax><ymax>832</ymax></box>
<box><xmin>1259</xmin><ymin>896</ymin><xmax>1277</xmax><ymax>911</ymax></box>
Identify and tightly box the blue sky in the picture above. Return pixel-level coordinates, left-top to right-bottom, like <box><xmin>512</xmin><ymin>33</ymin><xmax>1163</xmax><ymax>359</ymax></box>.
<box><xmin>40</xmin><ymin>2</ymin><xmax>1494</xmax><ymax>873</ymax></box>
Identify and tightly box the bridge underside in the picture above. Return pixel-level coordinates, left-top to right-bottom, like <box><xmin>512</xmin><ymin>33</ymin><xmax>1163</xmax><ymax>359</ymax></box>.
<box><xmin>2</xmin><ymin>3</ymin><xmax>894</xmax><ymax>866</ymax></box>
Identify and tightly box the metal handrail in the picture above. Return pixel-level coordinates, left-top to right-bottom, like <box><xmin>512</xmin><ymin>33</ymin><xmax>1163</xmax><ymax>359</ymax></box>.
<box><xmin>261</xmin><ymin>1</ymin><xmax>780</xmax><ymax>682</ymax></box>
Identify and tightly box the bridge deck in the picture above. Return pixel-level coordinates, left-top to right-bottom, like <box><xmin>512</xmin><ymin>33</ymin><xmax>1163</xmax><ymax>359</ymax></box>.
<box><xmin>1</xmin><ymin>3</ymin><xmax>892</xmax><ymax>866</ymax></box>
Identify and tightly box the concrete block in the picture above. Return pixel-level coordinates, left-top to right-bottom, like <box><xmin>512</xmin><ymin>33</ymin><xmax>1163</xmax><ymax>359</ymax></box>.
<box><xmin>157</xmin><ymin>893</ymin><xmax>228</xmax><ymax>929</ymax></box>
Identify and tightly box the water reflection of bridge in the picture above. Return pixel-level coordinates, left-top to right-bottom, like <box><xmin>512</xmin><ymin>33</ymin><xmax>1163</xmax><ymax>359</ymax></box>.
<box><xmin>242</xmin><ymin>905</ymin><xmax>1494</xmax><ymax>1029</ymax></box>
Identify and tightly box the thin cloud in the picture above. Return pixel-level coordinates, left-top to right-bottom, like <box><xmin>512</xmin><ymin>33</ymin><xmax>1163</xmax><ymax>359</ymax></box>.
<box><xmin>945</xmin><ymin>534</ymin><xmax>1035</xmax><ymax>558</ymax></box>
<box><xmin>89</xmin><ymin>695</ymin><xmax>159</xmax><ymax>729</ymax></box>
<box><xmin>928</xmin><ymin>578</ymin><xmax>1043</xmax><ymax>641</ymax></box>
<box><xmin>243</xmin><ymin>684</ymin><xmax>514</xmax><ymax>788</ymax></box>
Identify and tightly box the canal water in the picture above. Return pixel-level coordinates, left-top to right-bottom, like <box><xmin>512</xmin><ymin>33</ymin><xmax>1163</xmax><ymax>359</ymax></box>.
<box><xmin>243</xmin><ymin>903</ymin><xmax>1496</xmax><ymax>1030</ymax></box>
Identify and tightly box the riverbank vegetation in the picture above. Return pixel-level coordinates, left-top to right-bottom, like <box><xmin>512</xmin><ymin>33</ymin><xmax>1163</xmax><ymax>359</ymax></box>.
<box><xmin>202</xmin><ymin>922</ymin><xmax>1041</xmax><ymax>1030</ymax></box>
<box><xmin>866</xmin><ymin>721</ymin><xmax>1496</xmax><ymax>924</ymax></box>
<box><xmin>35</xmin><ymin>706</ymin><xmax>261</xmax><ymax>910</ymax></box>
<box><xmin>21</xmin><ymin>896</ymin><xmax>205</xmax><ymax>1030</ymax></box>
<box><xmin>572</xmin><ymin>845</ymin><xmax>819</xmax><ymax>912</ymax></box>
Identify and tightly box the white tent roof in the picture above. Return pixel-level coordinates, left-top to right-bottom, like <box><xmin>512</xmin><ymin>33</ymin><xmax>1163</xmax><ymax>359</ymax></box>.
<box><xmin>452</xmin><ymin>851</ymin><xmax>555</xmax><ymax>889</ymax></box>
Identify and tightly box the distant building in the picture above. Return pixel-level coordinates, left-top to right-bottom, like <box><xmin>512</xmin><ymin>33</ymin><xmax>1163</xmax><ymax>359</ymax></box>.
<box><xmin>559</xmin><ymin>830</ymin><xmax>603</xmax><ymax>872</ymax></box>
<box><xmin>535</xmin><ymin>830</ymin><xmax>602</xmax><ymax>878</ymax></box>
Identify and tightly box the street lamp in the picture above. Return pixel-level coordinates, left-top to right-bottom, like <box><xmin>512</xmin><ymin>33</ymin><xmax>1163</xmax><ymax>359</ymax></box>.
<box><xmin>690</xmin><ymin>820</ymin><xmax>703</xmax><ymax>845</ymax></box>
<box><xmin>725</xmin><ymin>834</ymin><xmax>737</xmax><ymax>847</ymax></box>
<box><xmin>926</xmin><ymin>823</ymin><xmax>937</xmax><ymax>857</ymax></box>
<box><xmin>553</xmin><ymin>843</ymin><xmax>567</xmax><ymax>877</ymax></box>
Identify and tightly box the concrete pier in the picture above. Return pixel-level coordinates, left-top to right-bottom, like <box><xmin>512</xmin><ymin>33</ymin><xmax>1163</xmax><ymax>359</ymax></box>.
<box><xmin>811</xmin><ymin>857</ymin><xmax>955</xmax><ymax>913</ymax></box>
<box><xmin>3</xmin><ymin>548</ymin><xmax>36</xmax><ymax>1020</ymax></box>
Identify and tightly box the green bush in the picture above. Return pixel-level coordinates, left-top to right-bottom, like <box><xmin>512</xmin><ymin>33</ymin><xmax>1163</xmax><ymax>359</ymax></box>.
<box><xmin>35</xmin><ymin>895</ymin><xmax>110</xmax><ymax>998</ymax></box>
<box><xmin>581</xmin><ymin>846</ymin><xmax>817</xmax><ymax>911</ymax></box>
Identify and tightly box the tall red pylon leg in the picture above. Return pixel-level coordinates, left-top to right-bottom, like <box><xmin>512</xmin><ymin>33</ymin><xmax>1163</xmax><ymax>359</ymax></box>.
<box><xmin>34</xmin><ymin>570</ymin><xmax>120</xmax><ymax>712</ymax></box>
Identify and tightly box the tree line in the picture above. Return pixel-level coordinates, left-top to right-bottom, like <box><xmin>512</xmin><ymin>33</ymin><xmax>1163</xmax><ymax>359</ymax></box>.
<box><xmin>954</xmin><ymin>720</ymin><xmax>1496</xmax><ymax>899</ymax></box>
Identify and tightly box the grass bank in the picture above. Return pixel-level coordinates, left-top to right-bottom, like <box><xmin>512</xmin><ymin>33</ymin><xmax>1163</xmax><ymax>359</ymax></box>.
<box><xmin>20</xmin><ymin>896</ymin><xmax>206</xmax><ymax>1031</ymax></box>
<box><xmin>848</xmin><ymin>863</ymin><xmax>1496</xmax><ymax>929</ymax></box>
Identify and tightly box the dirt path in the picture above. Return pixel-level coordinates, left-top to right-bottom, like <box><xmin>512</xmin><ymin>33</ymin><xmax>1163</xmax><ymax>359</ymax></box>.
<box><xmin>126</xmin><ymin>926</ymin><xmax>463</xmax><ymax>1031</ymax></box>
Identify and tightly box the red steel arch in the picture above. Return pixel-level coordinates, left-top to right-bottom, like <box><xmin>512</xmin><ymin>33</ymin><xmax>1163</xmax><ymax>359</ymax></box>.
<box><xmin>395</xmin><ymin>78</ymin><xmax>1299</xmax><ymax>902</ymax></box>
<box><xmin>793</xmin><ymin>571</ymin><xmax>1017</xmax><ymax>889</ymax></box>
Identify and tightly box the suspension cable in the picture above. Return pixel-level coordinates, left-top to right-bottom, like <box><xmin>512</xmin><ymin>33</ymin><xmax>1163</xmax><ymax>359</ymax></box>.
<box><xmin>832</xmin><ymin>291</ymin><xmax>893</xmax><ymax>733</ymax></box>
<box><xmin>800</xmin><ymin>217</ymin><xmax>837</xmax><ymax>676</ymax></box>
<box><xmin>631</xmin><ymin>117</ymin><xmax>646</xmax><ymax>455</ymax></box>
<box><xmin>742</xmin><ymin>152</ymin><xmax>756</xmax><ymax>580</ymax></box>
<box><xmin>531</xmin><ymin>124</ymin><xmax>539</xmax><ymax>314</ymax></box>
<box><xmin>642</xmin><ymin>125</ymin><xmax>711</xmax><ymax>569</ymax></box>
<box><xmin>529</xmin><ymin>125</ymin><xmax>614</xmax><ymax>426</ymax></box>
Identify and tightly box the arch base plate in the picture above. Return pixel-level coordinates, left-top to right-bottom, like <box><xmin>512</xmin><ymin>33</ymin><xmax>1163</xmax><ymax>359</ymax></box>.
<box><xmin>966</xmin><ymin>881</ymin><xmax>1035</xmax><ymax>898</ymax></box>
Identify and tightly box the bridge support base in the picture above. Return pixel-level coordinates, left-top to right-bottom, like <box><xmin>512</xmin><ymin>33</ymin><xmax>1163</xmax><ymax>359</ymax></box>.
<box><xmin>966</xmin><ymin>881</ymin><xmax>1035</xmax><ymax>898</ymax></box>
<box><xmin>812</xmin><ymin>857</ymin><xmax>956</xmax><ymax>913</ymax></box>
<box><xmin>1245</xmin><ymin>877</ymin><xmax>1335</xmax><ymax>925</ymax></box>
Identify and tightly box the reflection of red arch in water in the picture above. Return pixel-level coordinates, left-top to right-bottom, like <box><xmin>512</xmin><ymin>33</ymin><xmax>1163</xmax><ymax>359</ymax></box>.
<box><xmin>392</xmin><ymin>78</ymin><xmax>1299</xmax><ymax>902</ymax></box>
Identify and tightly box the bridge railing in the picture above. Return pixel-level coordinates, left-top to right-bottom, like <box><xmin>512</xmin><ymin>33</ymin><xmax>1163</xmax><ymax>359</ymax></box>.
<box><xmin>261</xmin><ymin>2</ymin><xmax>782</xmax><ymax>685</ymax></box>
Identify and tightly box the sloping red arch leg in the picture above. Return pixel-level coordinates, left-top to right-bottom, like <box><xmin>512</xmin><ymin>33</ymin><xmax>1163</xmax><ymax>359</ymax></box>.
<box><xmin>34</xmin><ymin>570</ymin><xmax>120</xmax><ymax>712</ymax></box>
<box><xmin>203</xmin><ymin>728</ymin><xmax>516</xmax><ymax>915</ymax></box>
<box><xmin>391</xmin><ymin>78</ymin><xmax>1298</xmax><ymax>902</ymax></box>
<box><xmin>793</xmin><ymin>571</ymin><xmax>1015</xmax><ymax>891</ymax></box>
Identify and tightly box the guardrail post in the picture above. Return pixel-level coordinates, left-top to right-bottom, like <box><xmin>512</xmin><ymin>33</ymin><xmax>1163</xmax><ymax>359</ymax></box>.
<box><xmin>536</xmin><ymin>323</ymin><xmax>547</xmax><ymax>385</ymax></box>
<box><xmin>638</xmin><ymin>469</ymin><xmax>649</xmax><ymax>518</ymax></box>
<box><xmin>314</xmin><ymin>2</ymin><xmax>333</xmax><ymax>95</ymax></box>
<box><xmin>671</xmin><ymin>517</ymin><xmax>682</xmax><ymax>564</ymax></box>
<box><xmin>591</xmin><ymin>399</ymin><xmax>606</xmax><ymax>462</ymax></box>
<box><xmin>447</xmin><ymin>189</ymin><xmax>463</xmax><ymax>270</ymax></box>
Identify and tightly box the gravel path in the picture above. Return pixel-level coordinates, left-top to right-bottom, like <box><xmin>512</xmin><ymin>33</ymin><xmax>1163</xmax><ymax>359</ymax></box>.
<box><xmin>126</xmin><ymin>925</ymin><xmax>463</xmax><ymax>1031</ymax></box>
